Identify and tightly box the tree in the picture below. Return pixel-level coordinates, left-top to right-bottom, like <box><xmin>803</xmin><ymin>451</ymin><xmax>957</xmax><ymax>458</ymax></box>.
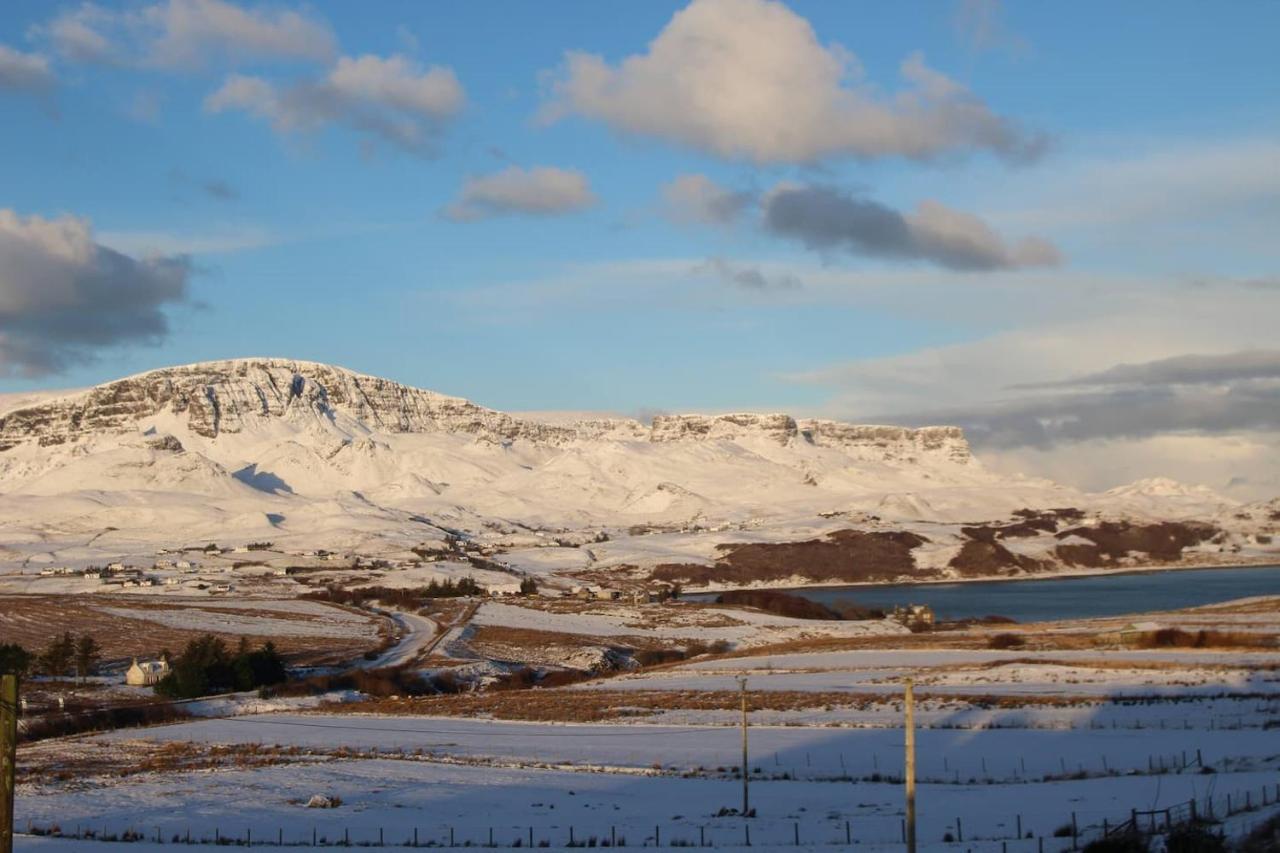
<box><xmin>156</xmin><ymin>634</ymin><xmax>231</xmax><ymax>699</ymax></box>
<box><xmin>0</xmin><ymin>643</ymin><xmax>32</xmax><ymax>676</ymax></box>
<box><xmin>156</xmin><ymin>635</ymin><xmax>285</xmax><ymax>698</ymax></box>
<box><xmin>39</xmin><ymin>632</ymin><xmax>76</xmax><ymax>677</ymax></box>
<box><xmin>74</xmin><ymin>634</ymin><xmax>101</xmax><ymax>682</ymax></box>
<box><xmin>232</xmin><ymin>641</ymin><xmax>286</xmax><ymax>691</ymax></box>
<box><xmin>519</xmin><ymin>577</ymin><xmax>538</xmax><ymax>595</ymax></box>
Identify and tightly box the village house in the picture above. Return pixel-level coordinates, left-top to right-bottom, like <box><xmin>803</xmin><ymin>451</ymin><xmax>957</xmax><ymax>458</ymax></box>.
<box><xmin>125</xmin><ymin>657</ymin><xmax>170</xmax><ymax>686</ymax></box>
<box><xmin>891</xmin><ymin>603</ymin><xmax>935</xmax><ymax>629</ymax></box>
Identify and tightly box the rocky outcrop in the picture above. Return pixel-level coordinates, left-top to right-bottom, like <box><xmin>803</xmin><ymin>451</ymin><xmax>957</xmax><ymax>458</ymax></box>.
<box><xmin>648</xmin><ymin>413</ymin><xmax>974</xmax><ymax>461</ymax></box>
<box><xmin>650</xmin><ymin>413</ymin><xmax>799</xmax><ymax>444</ymax></box>
<box><xmin>800</xmin><ymin>421</ymin><xmax>972</xmax><ymax>463</ymax></box>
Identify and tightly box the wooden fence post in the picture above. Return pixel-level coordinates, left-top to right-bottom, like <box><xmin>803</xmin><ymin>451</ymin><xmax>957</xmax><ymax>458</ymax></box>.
<box><xmin>2</xmin><ymin>676</ymin><xmax>18</xmax><ymax>853</ymax></box>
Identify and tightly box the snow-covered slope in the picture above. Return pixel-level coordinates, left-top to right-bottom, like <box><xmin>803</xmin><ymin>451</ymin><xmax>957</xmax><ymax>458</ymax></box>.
<box><xmin>0</xmin><ymin>358</ymin><xmax>1270</xmax><ymax>578</ymax></box>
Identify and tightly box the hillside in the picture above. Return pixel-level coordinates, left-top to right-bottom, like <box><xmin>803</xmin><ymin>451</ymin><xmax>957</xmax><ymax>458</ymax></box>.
<box><xmin>0</xmin><ymin>358</ymin><xmax>1274</xmax><ymax>592</ymax></box>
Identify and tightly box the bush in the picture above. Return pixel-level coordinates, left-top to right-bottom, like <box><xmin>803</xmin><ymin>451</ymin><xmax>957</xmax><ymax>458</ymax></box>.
<box><xmin>1138</xmin><ymin>628</ymin><xmax>1270</xmax><ymax>649</ymax></box>
<box><xmin>1165</xmin><ymin>825</ymin><xmax>1225</xmax><ymax>853</ymax></box>
<box><xmin>0</xmin><ymin>643</ymin><xmax>32</xmax><ymax>676</ymax></box>
<box><xmin>988</xmin><ymin>632</ymin><xmax>1026</xmax><ymax>649</ymax></box>
<box><xmin>1082</xmin><ymin>833</ymin><xmax>1147</xmax><ymax>853</ymax></box>
<box><xmin>302</xmin><ymin>578</ymin><xmax>484</xmax><ymax>609</ymax></box>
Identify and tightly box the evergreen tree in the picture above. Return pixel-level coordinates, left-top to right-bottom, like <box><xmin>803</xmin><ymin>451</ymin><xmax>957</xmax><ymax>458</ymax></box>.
<box><xmin>0</xmin><ymin>643</ymin><xmax>32</xmax><ymax>676</ymax></box>
<box><xmin>74</xmin><ymin>634</ymin><xmax>101</xmax><ymax>682</ymax></box>
<box><xmin>39</xmin><ymin>632</ymin><xmax>76</xmax><ymax>677</ymax></box>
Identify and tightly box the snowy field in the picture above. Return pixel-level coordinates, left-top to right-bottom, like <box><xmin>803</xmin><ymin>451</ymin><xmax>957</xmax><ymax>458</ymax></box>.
<box><xmin>15</xmin><ymin>711</ymin><xmax>1280</xmax><ymax>852</ymax></box>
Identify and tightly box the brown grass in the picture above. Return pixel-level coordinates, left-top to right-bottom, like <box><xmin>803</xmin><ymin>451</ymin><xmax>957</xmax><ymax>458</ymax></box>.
<box><xmin>0</xmin><ymin>594</ymin><xmax>384</xmax><ymax>665</ymax></box>
<box><xmin>333</xmin><ymin>686</ymin><xmax>1110</xmax><ymax>723</ymax></box>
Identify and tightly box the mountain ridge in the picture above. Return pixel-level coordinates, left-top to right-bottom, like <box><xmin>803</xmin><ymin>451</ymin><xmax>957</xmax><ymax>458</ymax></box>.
<box><xmin>0</xmin><ymin>358</ymin><xmax>973</xmax><ymax>458</ymax></box>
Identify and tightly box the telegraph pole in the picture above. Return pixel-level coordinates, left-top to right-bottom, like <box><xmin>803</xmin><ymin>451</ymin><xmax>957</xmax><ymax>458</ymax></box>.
<box><xmin>1</xmin><ymin>674</ymin><xmax>17</xmax><ymax>853</ymax></box>
<box><xmin>737</xmin><ymin>675</ymin><xmax>750</xmax><ymax>817</ymax></box>
<box><xmin>904</xmin><ymin>678</ymin><xmax>916</xmax><ymax>853</ymax></box>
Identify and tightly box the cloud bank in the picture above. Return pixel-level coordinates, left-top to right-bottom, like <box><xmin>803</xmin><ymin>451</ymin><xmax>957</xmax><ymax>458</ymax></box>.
<box><xmin>543</xmin><ymin>0</ymin><xmax>1045</xmax><ymax>165</ymax></box>
<box><xmin>0</xmin><ymin>210</ymin><xmax>191</xmax><ymax>377</ymax></box>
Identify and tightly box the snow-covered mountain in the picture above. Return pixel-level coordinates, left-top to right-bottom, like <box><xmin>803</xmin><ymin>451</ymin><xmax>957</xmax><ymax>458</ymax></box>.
<box><xmin>0</xmin><ymin>358</ymin><xmax>1272</xmax><ymax>584</ymax></box>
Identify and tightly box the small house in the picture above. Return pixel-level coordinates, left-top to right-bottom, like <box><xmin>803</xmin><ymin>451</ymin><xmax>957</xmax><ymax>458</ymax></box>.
<box><xmin>891</xmin><ymin>603</ymin><xmax>935</xmax><ymax>628</ymax></box>
<box><xmin>125</xmin><ymin>657</ymin><xmax>170</xmax><ymax>686</ymax></box>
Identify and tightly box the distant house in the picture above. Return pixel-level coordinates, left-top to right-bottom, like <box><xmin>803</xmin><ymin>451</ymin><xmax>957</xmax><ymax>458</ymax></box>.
<box><xmin>126</xmin><ymin>657</ymin><xmax>170</xmax><ymax>686</ymax></box>
<box><xmin>595</xmin><ymin>588</ymin><xmax>623</xmax><ymax>601</ymax></box>
<box><xmin>891</xmin><ymin>604</ymin><xmax>935</xmax><ymax>629</ymax></box>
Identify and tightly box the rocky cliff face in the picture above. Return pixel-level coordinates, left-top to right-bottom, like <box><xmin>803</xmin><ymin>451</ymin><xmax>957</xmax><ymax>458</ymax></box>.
<box><xmin>647</xmin><ymin>413</ymin><xmax>971</xmax><ymax>461</ymax></box>
<box><xmin>0</xmin><ymin>359</ymin><xmax>973</xmax><ymax>463</ymax></box>
<box><xmin>0</xmin><ymin>359</ymin><xmax>575</xmax><ymax>449</ymax></box>
<box><xmin>799</xmin><ymin>421</ymin><xmax>972</xmax><ymax>463</ymax></box>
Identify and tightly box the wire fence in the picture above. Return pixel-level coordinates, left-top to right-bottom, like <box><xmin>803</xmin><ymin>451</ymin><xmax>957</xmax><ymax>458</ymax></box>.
<box><xmin>17</xmin><ymin>783</ymin><xmax>1279</xmax><ymax>852</ymax></box>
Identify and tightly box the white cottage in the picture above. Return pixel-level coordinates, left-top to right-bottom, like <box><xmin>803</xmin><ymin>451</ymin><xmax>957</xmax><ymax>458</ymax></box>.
<box><xmin>125</xmin><ymin>657</ymin><xmax>170</xmax><ymax>686</ymax></box>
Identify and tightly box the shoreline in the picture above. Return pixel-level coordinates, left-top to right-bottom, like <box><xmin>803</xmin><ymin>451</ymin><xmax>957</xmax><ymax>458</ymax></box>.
<box><xmin>682</xmin><ymin>557</ymin><xmax>1280</xmax><ymax>597</ymax></box>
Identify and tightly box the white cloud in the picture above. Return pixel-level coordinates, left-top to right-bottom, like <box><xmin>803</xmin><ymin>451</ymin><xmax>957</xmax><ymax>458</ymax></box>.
<box><xmin>41</xmin><ymin>0</ymin><xmax>336</xmax><ymax>68</ymax></box>
<box><xmin>661</xmin><ymin>174</ymin><xmax>754</xmax><ymax>226</ymax></box>
<box><xmin>541</xmin><ymin>0</ymin><xmax>1044</xmax><ymax>165</ymax></box>
<box><xmin>0</xmin><ymin>209</ymin><xmax>191</xmax><ymax>376</ymax></box>
<box><xmin>444</xmin><ymin>166</ymin><xmax>596</xmax><ymax>222</ymax></box>
<box><xmin>0</xmin><ymin>44</ymin><xmax>54</xmax><ymax>93</ymax></box>
<box><xmin>205</xmin><ymin>54</ymin><xmax>464</xmax><ymax>156</ymax></box>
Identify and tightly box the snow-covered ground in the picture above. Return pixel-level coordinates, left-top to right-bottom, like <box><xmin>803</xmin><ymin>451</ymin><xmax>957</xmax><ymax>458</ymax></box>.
<box><xmin>16</xmin><ymin>709</ymin><xmax>1280</xmax><ymax>852</ymax></box>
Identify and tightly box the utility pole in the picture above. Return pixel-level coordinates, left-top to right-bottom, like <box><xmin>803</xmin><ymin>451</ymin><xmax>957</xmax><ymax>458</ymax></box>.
<box><xmin>904</xmin><ymin>678</ymin><xmax>916</xmax><ymax>853</ymax></box>
<box><xmin>737</xmin><ymin>675</ymin><xmax>750</xmax><ymax>817</ymax></box>
<box><xmin>1</xmin><ymin>674</ymin><xmax>17</xmax><ymax>853</ymax></box>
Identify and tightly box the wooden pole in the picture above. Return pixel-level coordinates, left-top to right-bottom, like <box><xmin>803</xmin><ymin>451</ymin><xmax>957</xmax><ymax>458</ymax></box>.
<box><xmin>905</xmin><ymin>678</ymin><xmax>916</xmax><ymax>853</ymax></box>
<box><xmin>0</xmin><ymin>675</ymin><xmax>15</xmax><ymax>853</ymax></box>
<box><xmin>738</xmin><ymin>676</ymin><xmax>750</xmax><ymax>817</ymax></box>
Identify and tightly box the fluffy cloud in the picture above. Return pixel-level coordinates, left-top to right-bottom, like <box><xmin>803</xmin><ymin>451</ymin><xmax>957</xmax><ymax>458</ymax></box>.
<box><xmin>0</xmin><ymin>209</ymin><xmax>191</xmax><ymax>376</ymax></box>
<box><xmin>0</xmin><ymin>44</ymin><xmax>54</xmax><ymax>93</ymax></box>
<box><xmin>444</xmin><ymin>166</ymin><xmax>596</xmax><ymax>222</ymax></box>
<box><xmin>661</xmin><ymin>174</ymin><xmax>754</xmax><ymax>226</ymax></box>
<box><xmin>42</xmin><ymin>0</ymin><xmax>335</xmax><ymax>68</ymax></box>
<box><xmin>205</xmin><ymin>54</ymin><xmax>464</xmax><ymax>156</ymax></box>
<box><xmin>542</xmin><ymin>0</ymin><xmax>1045</xmax><ymax>165</ymax></box>
<box><xmin>763</xmin><ymin>184</ymin><xmax>1061</xmax><ymax>271</ymax></box>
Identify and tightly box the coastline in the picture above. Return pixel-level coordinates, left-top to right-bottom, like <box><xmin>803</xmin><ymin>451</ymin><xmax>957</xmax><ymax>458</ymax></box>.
<box><xmin>682</xmin><ymin>556</ymin><xmax>1280</xmax><ymax>597</ymax></box>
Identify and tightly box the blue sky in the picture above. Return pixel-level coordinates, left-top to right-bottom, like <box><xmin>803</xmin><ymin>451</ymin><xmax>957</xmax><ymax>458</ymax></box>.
<box><xmin>1</xmin><ymin>0</ymin><xmax>1278</xmax><ymax>494</ymax></box>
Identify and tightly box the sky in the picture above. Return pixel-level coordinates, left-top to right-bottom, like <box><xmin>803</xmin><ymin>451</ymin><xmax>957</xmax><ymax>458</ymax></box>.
<box><xmin>1</xmin><ymin>0</ymin><xmax>1278</xmax><ymax>498</ymax></box>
